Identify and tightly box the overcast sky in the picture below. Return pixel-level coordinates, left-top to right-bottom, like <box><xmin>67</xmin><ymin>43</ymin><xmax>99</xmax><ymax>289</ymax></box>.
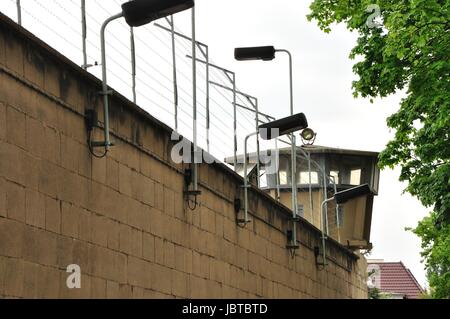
<box><xmin>0</xmin><ymin>0</ymin><xmax>430</xmax><ymax>287</ymax></box>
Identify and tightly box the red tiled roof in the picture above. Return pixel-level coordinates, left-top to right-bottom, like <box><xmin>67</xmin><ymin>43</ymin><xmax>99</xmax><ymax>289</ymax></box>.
<box><xmin>371</xmin><ymin>262</ymin><xmax>424</xmax><ymax>299</ymax></box>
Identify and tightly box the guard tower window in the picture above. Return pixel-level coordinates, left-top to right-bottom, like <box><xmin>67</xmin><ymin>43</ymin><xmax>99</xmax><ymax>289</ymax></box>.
<box><xmin>350</xmin><ymin>169</ymin><xmax>362</xmax><ymax>185</ymax></box>
<box><xmin>279</xmin><ymin>156</ymin><xmax>290</xmax><ymax>185</ymax></box>
<box><xmin>279</xmin><ymin>171</ymin><xmax>288</xmax><ymax>185</ymax></box>
<box><xmin>328</xmin><ymin>154</ymin><xmax>375</xmax><ymax>188</ymax></box>
<box><xmin>258</xmin><ymin>147</ymin><xmax>379</xmax><ymax>194</ymax></box>
<box><xmin>330</xmin><ymin>170</ymin><xmax>339</xmax><ymax>184</ymax></box>
<box><xmin>296</xmin><ymin>157</ymin><xmax>320</xmax><ymax>186</ymax></box>
<box><xmin>298</xmin><ymin>171</ymin><xmax>319</xmax><ymax>185</ymax></box>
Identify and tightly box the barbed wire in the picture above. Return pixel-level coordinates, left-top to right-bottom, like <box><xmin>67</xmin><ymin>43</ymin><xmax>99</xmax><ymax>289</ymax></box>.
<box><xmin>4</xmin><ymin>0</ymin><xmax>270</xmax><ymax>162</ymax></box>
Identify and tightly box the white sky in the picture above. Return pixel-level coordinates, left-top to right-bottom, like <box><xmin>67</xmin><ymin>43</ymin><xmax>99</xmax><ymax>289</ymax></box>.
<box><xmin>0</xmin><ymin>0</ymin><xmax>429</xmax><ymax>288</ymax></box>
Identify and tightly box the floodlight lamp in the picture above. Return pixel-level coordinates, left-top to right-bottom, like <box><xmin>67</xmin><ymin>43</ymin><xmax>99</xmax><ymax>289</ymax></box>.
<box><xmin>301</xmin><ymin>128</ymin><xmax>315</xmax><ymax>141</ymax></box>
<box><xmin>301</xmin><ymin>128</ymin><xmax>317</xmax><ymax>145</ymax></box>
<box><xmin>258</xmin><ymin>113</ymin><xmax>308</xmax><ymax>140</ymax></box>
<box><xmin>334</xmin><ymin>184</ymin><xmax>372</xmax><ymax>204</ymax></box>
<box><xmin>122</xmin><ymin>0</ymin><xmax>194</xmax><ymax>27</ymax></box>
<box><xmin>234</xmin><ymin>46</ymin><xmax>276</xmax><ymax>61</ymax></box>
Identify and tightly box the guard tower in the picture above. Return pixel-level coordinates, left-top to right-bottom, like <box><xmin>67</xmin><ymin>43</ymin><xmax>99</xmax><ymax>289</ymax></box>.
<box><xmin>226</xmin><ymin>145</ymin><xmax>380</xmax><ymax>250</ymax></box>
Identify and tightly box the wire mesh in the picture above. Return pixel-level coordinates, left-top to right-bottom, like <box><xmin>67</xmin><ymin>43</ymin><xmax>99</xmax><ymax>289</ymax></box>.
<box><xmin>0</xmin><ymin>0</ymin><xmax>272</xmax><ymax>166</ymax></box>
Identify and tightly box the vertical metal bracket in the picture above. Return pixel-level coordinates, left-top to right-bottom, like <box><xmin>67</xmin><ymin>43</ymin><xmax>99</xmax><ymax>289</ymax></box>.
<box><xmin>183</xmin><ymin>168</ymin><xmax>201</xmax><ymax>211</ymax></box>
<box><xmin>314</xmin><ymin>245</ymin><xmax>328</xmax><ymax>268</ymax></box>
<box><xmin>16</xmin><ymin>0</ymin><xmax>22</xmax><ymax>26</ymax></box>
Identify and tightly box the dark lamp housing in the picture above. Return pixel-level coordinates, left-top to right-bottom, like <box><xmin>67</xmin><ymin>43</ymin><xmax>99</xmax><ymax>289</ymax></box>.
<box><xmin>259</xmin><ymin>113</ymin><xmax>308</xmax><ymax>140</ymax></box>
<box><xmin>334</xmin><ymin>184</ymin><xmax>372</xmax><ymax>204</ymax></box>
<box><xmin>122</xmin><ymin>0</ymin><xmax>194</xmax><ymax>27</ymax></box>
<box><xmin>235</xmin><ymin>46</ymin><xmax>276</xmax><ymax>61</ymax></box>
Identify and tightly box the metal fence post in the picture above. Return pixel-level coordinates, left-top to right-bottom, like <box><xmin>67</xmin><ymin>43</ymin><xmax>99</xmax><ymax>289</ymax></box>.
<box><xmin>155</xmin><ymin>22</ymin><xmax>209</xmax><ymax>149</ymax></box>
<box><xmin>16</xmin><ymin>0</ymin><xmax>22</xmax><ymax>26</ymax></box>
<box><xmin>205</xmin><ymin>46</ymin><xmax>210</xmax><ymax>153</ymax></box>
<box><xmin>81</xmin><ymin>0</ymin><xmax>88</xmax><ymax>69</ymax></box>
<box><xmin>167</xmin><ymin>16</ymin><xmax>179</xmax><ymax>131</ymax></box>
<box><xmin>130</xmin><ymin>27</ymin><xmax>137</xmax><ymax>104</ymax></box>
<box><xmin>191</xmin><ymin>7</ymin><xmax>198</xmax><ymax>191</ymax></box>
<box><xmin>232</xmin><ymin>73</ymin><xmax>237</xmax><ymax>169</ymax></box>
<box><xmin>252</xmin><ymin>97</ymin><xmax>260</xmax><ymax>187</ymax></box>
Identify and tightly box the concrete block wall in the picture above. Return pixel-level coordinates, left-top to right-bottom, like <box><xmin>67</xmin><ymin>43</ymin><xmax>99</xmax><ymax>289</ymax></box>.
<box><xmin>0</xmin><ymin>13</ymin><xmax>368</xmax><ymax>299</ymax></box>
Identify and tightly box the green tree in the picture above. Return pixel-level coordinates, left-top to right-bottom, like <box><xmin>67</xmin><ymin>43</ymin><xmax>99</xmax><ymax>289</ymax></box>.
<box><xmin>369</xmin><ymin>287</ymin><xmax>381</xmax><ymax>299</ymax></box>
<box><xmin>307</xmin><ymin>0</ymin><xmax>449</xmax><ymax>298</ymax></box>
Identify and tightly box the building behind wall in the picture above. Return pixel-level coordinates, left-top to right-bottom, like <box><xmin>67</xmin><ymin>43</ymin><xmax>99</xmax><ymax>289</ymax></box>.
<box><xmin>367</xmin><ymin>260</ymin><xmax>424</xmax><ymax>299</ymax></box>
